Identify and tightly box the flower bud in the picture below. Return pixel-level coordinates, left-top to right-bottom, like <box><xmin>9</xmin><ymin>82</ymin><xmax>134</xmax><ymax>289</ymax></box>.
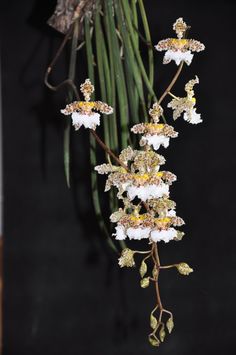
<box><xmin>140</xmin><ymin>277</ymin><xmax>150</xmax><ymax>288</ymax></box>
<box><xmin>176</xmin><ymin>262</ymin><xmax>193</xmax><ymax>275</ymax></box>
<box><xmin>118</xmin><ymin>248</ymin><xmax>135</xmax><ymax>268</ymax></box>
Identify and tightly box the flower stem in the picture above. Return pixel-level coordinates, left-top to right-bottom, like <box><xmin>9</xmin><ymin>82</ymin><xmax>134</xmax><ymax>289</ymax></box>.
<box><xmin>90</xmin><ymin>130</ymin><xmax>128</xmax><ymax>170</ymax></box>
<box><xmin>158</xmin><ymin>62</ymin><xmax>184</xmax><ymax>104</ymax></box>
<box><xmin>160</xmin><ymin>264</ymin><xmax>177</xmax><ymax>269</ymax></box>
<box><xmin>168</xmin><ymin>92</ymin><xmax>179</xmax><ymax>99</ymax></box>
<box><xmin>152</xmin><ymin>243</ymin><xmax>163</xmax><ymax>310</ymax></box>
<box><xmin>134</xmin><ymin>250</ymin><xmax>152</xmax><ymax>255</ymax></box>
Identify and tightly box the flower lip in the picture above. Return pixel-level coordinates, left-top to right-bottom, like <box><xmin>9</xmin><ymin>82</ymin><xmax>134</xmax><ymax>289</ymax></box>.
<box><xmin>140</xmin><ymin>134</ymin><xmax>170</xmax><ymax>151</ymax></box>
<box><xmin>163</xmin><ymin>49</ymin><xmax>193</xmax><ymax>66</ymax></box>
<box><xmin>113</xmin><ymin>222</ymin><xmax>183</xmax><ymax>243</ymax></box>
<box><xmin>150</xmin><ymin>228</ymin><xmax>178</xmax><ymax>243</ymax></box>
<box><xmin>71</xmin><ymin>112</ymin><xmax>100</xmax><ymax>131</ymax></box>
<box><xmin>183</xmin><ymin>109</ymin><xmax>202</xmax><ymax>124</ymax></box>
<box><xmin>126</xmin><ymin>183</ymin><xmax>170</xmax><ymax>201</ymax></box>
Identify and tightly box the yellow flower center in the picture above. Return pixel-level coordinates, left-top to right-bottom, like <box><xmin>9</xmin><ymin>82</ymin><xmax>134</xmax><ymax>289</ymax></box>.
<box><xmin>132</xmin><ymin>172</ymin><xmax>163</xmax><ymax>181</ymax></box>
<box><xmin>77</xmin><ymin>101</ymin><xmax>95</xmax><ymax>108</ymax></box>
<box><xmin>146</xmin><ymin>123</ymin><xmax>165</xmax><ymax>129</ymax></box>
<box><xmin>171</xmin><ymin>38</ymin><xmax>188</xmax><ymax>47</ymax></box>
<box><xmin>133</xmin><ymin>174</ymin><xmax>149</xmax><ymax>181</ymax></box>
<box><xmin>155</xmin><ymin>217</ymin><xmax>171</xmax><ymax>224</ymax></box>
<box><xmin>128</xmin><ymin>215</ymin><xmax>171</xmax><ymax>225</ymax></box>
<box><xmin>130</xmin><ymin>214</ymin><xmax>147</xmax><ymax>222</ymax></box>
<box><xmin>156</xmin><ymin>172</ymin><xmax>164</xmax><ymax>178</ymax></box>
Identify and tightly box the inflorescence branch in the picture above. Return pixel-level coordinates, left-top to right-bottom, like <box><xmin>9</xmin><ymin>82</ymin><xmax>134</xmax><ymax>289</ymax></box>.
<box><xmin>46</xmin><ymin>15</ymin><xmax>204</xmax><ymax>348</ymax></box>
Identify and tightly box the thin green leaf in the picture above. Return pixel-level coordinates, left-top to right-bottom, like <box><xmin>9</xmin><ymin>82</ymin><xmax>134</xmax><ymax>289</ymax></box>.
<box><xmin>105</xmin><ymin>0</ymin><xmax>129</xmax><ymax>149</ymax></box>
<box><xmin>64</xmin><ymin>20</ymin><xmax>79</xmax><ymax>187</ymax></box>
<box><xmin>103</xmin><ymin>5</ymin><xmax>118</xmax><ymax>153</ymax></box>
<box><xmin>115</xmin><ymin>2</ymin><xmax>147</xmax><ymax>124</ymax></box>
<box><xmin>137</xmin><ymin>0</ymin><xmax>154</xmax><ymax>107</ymax></box>
<box><xmin>85</xmin><ymin>15</ymin><xmax>118</xmax><ymax>254</ymax></box>
<box><xmin>121</xmin><ymin>0</ymin><xmax>157</xmax><ymax>103</ymax></box>
<box><xmin>94</xmin><ymin>8</ymin><xmax>121</xmax><ymax>244</ymax></box>
<box><xmin>94</xmin><ymin>7</ymin><xmax>110</xmax><ymax>147</ymax></box>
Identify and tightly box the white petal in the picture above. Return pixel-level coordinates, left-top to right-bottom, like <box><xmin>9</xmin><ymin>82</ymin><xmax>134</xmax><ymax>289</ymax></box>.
<box><xmin>142</xmin><ymin>134</ymin><xmax>170</xmax><ymax>150</ymax></box>
<box><xmin>71</xmin><ymin>112</ymin><xmax>100</xmax><ymax>130</ymax></box>
<box><xmin>127</xmin><ymin>227</ymin><xmax>151</xmax><ymax>240</ymax></box>
<box><xmin>126</xmin><ymin>183</ymin><xmax>169</xmax><ymax>202</ymax></box>
<box><xmin>150</xmin><ymin>228</ymin><xmax>177</xmax><ymax>243</ymax></box>
<box><xmin>113</xmin><ymin>225</ymin><xmax>126</xmax><ymax>240</ymax></box>
<box><xmin>183</xmin><ymin>109</ymin><xmax>202</xmax><ymax>124</ymax></box>
<box><xmin>163</xmin><ymin>50</ymin><xmax>193</xmax><ymax>66</ymax></box>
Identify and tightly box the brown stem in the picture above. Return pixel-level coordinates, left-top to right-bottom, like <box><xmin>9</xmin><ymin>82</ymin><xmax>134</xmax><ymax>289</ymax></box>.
<box><xmin>160</xmin><ymin>264</ymin><xmax>177</xmax><ymax>269</ymax></box>
<box><xmin>45</xmin><ymin>77</ymin><xmax>80</xmax><ymax>98</ymax></box>
<box><xmin>162</xmin><ymin>309</ymin><xmax>173</xmax><ymax>317</ymax></box>
<box><xmin>152</xmin><ymin>243</ymin><xmax>163</xmax><ymax>310</ymax></box>
<box><xmin>153</xmin><ymin>242</ymin><xmax>160</xmax><ymax>266</ymax></box>
<box><xmin>44</xmin><ymin>23</ymin><xmax>81</xmax><ymax>98</ymax></box>
<box><xmin>90</xmin><ymin>130</ymin><xmax>128</xmax><ymax>170</ymax></box>
<box><xmin>49</xmin><ymin>27</ymin><xmax>73</xmax><ymax>69</ymax></box>
<box><xmin>158</xmin><ymin>61</ymin><xmax>184</xmax><ymax>105</ymax></box>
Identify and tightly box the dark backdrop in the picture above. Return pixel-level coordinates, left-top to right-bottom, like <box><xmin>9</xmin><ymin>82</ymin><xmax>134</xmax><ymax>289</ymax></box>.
<box><xmin>1</xmin><ymin>0</ymin><xmax>236</xmax><ymax>354</ymax></box>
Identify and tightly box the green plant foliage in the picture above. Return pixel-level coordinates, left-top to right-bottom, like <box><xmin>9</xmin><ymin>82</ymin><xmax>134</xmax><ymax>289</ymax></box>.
<box><xmin>83</xmin><ymin>0</ymin><xmax>155</xmax><ymax>249</ymax></box>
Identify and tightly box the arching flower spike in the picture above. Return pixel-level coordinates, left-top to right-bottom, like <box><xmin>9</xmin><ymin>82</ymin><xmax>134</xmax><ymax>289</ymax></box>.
<box><xmin>61</xmin><ymin>79</ymin><xmax>113</xmax><ymax>130</ymax></box>
<box><xmin>155</xmin><ymin>18</ymin><xmax>205</xmax><ymax>66</ymax></box>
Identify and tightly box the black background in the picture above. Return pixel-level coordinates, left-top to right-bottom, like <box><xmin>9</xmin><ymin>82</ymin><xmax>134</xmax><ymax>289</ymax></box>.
<box><xmin>1</xmin><ymin>0</ymin><xmax>236</xmax><ymax>354</ymax></box>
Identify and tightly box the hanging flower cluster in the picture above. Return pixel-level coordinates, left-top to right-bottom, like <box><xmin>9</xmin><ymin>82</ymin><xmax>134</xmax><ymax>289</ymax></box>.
<box><xmin>96</xmin><ymin>140</ymin><xmax>185</xmax><ymax>244</ymax></box>
<box><xmin>95</xmin><ymin>102</ymin><xmax>192</xmax><ymax>346</ymax></box>
<box><xmin>155</xmin><ymin>17</ymin><xmax>205</xmax><ymax>65</ymax></box>
<box><xmin>94</xmin><ymin>17</ymin><xmax>203</xmax><ymax>346</ymax></box>
<box><xmin>61</xmin><ymin>79</ymin><xmax>113</xmax><ymax>130</ymax></box>
<box><xmin>58</xmin><ymin>17</ymin><xmax>204</xmax><ymax>348</ymax></box>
